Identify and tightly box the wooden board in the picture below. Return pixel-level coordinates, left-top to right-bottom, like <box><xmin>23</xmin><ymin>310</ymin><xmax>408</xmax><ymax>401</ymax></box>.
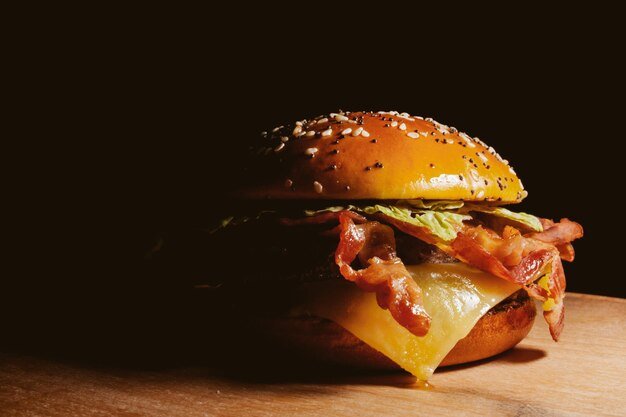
<box><xmin>1</xmin><ymin>293</ymin><xmax>625</xmax><ymax>417</ymax></box>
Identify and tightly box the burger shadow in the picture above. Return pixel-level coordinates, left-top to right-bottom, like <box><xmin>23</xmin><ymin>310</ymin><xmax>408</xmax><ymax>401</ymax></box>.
<box><xmin>435</xmin><ymin>346</ymin><xmax>547</xmax><ymax>374</ymax></box>
<box><xmin>2</xmin><ymin>312</ymin><xmax>419</xmax><ymax>392</ymax></box>
<box><xmin>10</xmin><ymin>286</ymin><xmax>552</xmax><ymax>390</ymax></box>
<box><xmin>2</xmin><ymin>344</ymin><xmax>419</xmax><ymax>394</ymax></box>
<box><xmin>3</xmin><ymin>309</ymin><xmax>544</xmax><ymax>391</ymax></box>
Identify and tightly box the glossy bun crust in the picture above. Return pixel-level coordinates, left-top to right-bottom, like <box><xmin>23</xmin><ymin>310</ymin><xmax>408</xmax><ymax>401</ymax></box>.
<box><xmin>242</xmin><ymin>111</ymin><xmax>526</xmax><ymax>203</ymax></box>
<box><xmin>258</xmin><ymin>290</ymin><xmax>536</xmax><ymax>369</ymax></box>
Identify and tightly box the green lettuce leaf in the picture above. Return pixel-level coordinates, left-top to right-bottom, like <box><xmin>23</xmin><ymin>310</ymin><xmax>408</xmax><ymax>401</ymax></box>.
<box><xmin>402</xmin><ymin>199</ymin><xmax>465</xmax><ymax>210</ymax></box>
<box><xmin>358</xmin><ymin>205</ymin><xmax>470</xmax><ymax>241</ymax></box>
<box><xmin>216</xmin><ymin>200</ymin><xmax>541</xmax><ymax>240</ymax></box>
<box><xmin>305</xmin><ymin>204</ymin><xmax>470</xmax><ymax>241</ymax></box>
<box><xmin>465</xmin><ymin>205</ymin><xmax>543</xmax><ymax>232</ymax></box>
<box><xmin>209</xmin><ymin>211</ymin><xmax>275</xmax><ymax>234</ymax></box>
<box><xmin>303</xmin><ymin>206</ymin><xmax>344</xmax><ymax>216</ymax></box>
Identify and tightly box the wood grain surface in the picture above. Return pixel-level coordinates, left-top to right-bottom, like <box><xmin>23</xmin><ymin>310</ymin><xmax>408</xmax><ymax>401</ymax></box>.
<box><xmin>1</xmin><ymin>293</ymin><xmax>625</xmax><ymax>417</ymax></box>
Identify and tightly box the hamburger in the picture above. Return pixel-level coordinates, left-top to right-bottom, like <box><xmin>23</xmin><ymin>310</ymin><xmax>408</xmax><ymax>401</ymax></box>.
<box><xmin>200</xmin><ymin>111</ymin><xmax>583</xmax><ymax>381</ymax></box>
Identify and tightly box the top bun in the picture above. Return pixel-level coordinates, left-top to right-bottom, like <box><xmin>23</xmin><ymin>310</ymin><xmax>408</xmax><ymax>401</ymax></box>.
<box><xmin>241</xmin><ymin>111</ymin><xmax>526</xmax><ymax>203</ymax></box>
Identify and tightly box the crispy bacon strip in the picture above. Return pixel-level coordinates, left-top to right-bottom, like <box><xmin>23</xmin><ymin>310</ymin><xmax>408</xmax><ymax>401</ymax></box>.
<box><xmin>451</xmin><ymin>233</ymin><xmax>516</xmax><ymax>281</ymax></box>
<box><xmin>556</xmin><ymin>243</ymin><xmax>575</xmax><ymax>262</ymax></box>
<box><xmin>528</xmin><ymin>218</ymin><xmax>584</xmax><ymax>247</ymax></box>
<box><xmin>445</xmin><ymin>221</ymin><xmax>579</xmax><ymax>341</ymax></box>
<box><xmin>335</xmin><ymin>212</ymin><xmax>431</xmax><ymax>336</ymax></box>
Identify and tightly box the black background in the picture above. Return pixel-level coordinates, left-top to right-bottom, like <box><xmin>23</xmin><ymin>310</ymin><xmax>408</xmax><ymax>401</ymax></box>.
<box><xmin>6</xmin><ymin>8</ymin><xmax>624</xmax><ymax>358</ymax></box>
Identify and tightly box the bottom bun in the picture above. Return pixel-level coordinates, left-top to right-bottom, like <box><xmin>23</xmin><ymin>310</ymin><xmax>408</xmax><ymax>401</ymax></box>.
<box><xmin>257</xmin><ymin>290</ymin><xmax>536</xmax><ymax>369</ymax></box>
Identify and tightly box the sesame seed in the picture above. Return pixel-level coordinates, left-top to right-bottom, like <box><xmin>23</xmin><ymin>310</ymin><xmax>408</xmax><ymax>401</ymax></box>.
<box><xmin>361</xmin><ymin>130</ymin><xmax>370</xmax><ymax>137</ymax></box>
<box><xmin>398</xmin><ymin>123</ymin><xmax>407</xmax><ymax>131</ymax></box>
<box><xmin>459</xmin><ymin>133</ymin><xmax>476</xmax><ymax>148</ymax></box>
<box><xmin>313</xmin><ymin>181</ymin><xmax>323</xmax><ymax>194</ymax></box>
<box><xmin>261</xmin><ymin>131</ymin><xmax>267</xmax><ymax>137</ymax></box>
<box><xmin>304</xmin><ymin>147</ymin><xmax>318</xmax><ymax>156</ymax></box>
<box><xmin>353</xmin><ymin>127</ymin><xmax>363</xmax><ymax>136</ymax></box>
<box><xmin>477</xmin><ymin>190</ymin><xmax>485</xmax><ymax>198</ymax></box>
<box><xmin>445</xmin><ymin>138</ymin><xmax>454</xmax><ymax>144</ymax></box>
<box><xmin>341</xmin><ymin>127</ymin><xmax>353</xmax><ymax>135</ymax></box>
<box><xmin>345</xmin><ymin>185</ymin><xmax>351</xmax><ymax>191</ymax></box>
<box><xmin>272</xmin><ymin>126</ymin><xmax>283</xmax><ymax>133</ymax></box>
<box><xmin>305</xmin><ymin>131</ymin><xmax>316</xmax><ymax>137</ymax></box>
<box><xmin>474</xmin><ymin>137</ymin><xmax>488</xmax><ymax>148</ymax></box>
<box><xmin>407</xmin><ymin>132</ymin><xmax>419</xmax><ymax>138</ymax></box>
<box><xmin>274</xmin><ymin>143</ymin><xmax>285</xmax><ymax>152</ymax></box>
<box><xmin>430</xmin><ymin>163</ymin><xmax>435</xmax><ymax>168</ymax></box>
<box><xmin>322</xmin><ymin>128</ymin><xmax>333</xmax><ymax>137</ymax></box>
<box><xmin>329</xmin><ymin>164</ymin><xmax>337</xmax><ymax>170</ymax></box>
<box><xmin>281</xmin><ymin>136</ymin><xmax>289</xmax><ymax>142</ymax></box>
<box><xmin>297</xmin><ymin>131</ymin><xmax>307</xmax><ymax>137</ymax></box>
<box><xmin>284</xmin><ymin>179</ymin><xmax>293</xmax><ymax>188</ymax></box>
<box><xmin>335</xmin><ymin>114</ymin><xmax>349</xmax><ymax>122</ymax></box>
<box><xmin>391</xmin><ymin>121</ymin><xmax>398</xmax><ymax>127</ymax></box>
<box><xmin>317</xmin><ymin>118</ymin><xmax>328</xmax><ymax>124</ymax></box>
<box><xmin>295</xmin><ymin>121</ymin><xmax>303</xmax><ymax>126</ymax></box>
<box><xmin>292</xmin><ymin>126</ymin><xmax>302</xmax><ymax>136</ymax></box>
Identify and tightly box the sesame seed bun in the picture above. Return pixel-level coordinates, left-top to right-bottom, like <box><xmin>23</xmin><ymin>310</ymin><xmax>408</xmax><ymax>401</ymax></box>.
<box><xmin>242</xmin><ymin>111</ymin><xmax>526</xmax><ymax>202</ymax></box>
<box><xmin>255</xmin><ymin>290</ymin><xmax>536</xmax><ymax>370</ymax></box>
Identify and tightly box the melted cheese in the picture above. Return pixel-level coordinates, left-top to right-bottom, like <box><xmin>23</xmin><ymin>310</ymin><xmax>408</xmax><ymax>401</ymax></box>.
<box><xmin>299</xmin><ymin>263</ymin><xmax>521</xmax><ymax>380</ymax></box>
